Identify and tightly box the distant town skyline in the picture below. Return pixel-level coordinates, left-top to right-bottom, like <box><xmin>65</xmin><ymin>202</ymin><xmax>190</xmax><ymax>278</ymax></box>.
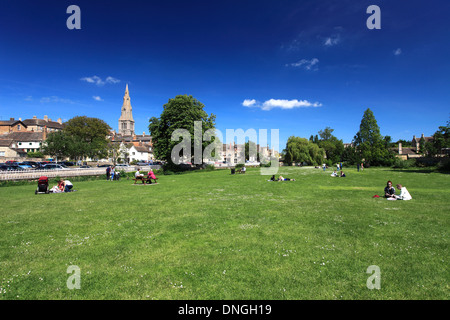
<box><xmin>1</xmin><ymin>0</ymin><xmax>449</xmax><ymax>151</ymax></box>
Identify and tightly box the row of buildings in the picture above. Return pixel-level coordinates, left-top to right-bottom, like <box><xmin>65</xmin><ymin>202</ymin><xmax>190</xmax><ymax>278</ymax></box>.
<box><xmin>2</xmin><ymin>85</ymin><xmax>435</xmax><ymax>164</ymax></box>
<box><xmin>0</xmin><ymin>85</ymin><xmax>276</xmax><ymax>164</ymax></box>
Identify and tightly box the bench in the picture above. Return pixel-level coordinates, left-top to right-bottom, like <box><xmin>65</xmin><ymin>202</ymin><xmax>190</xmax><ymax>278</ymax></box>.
<box><xmin>133</xmin><ymin>176</ymin><xmax>158</xmax><ymax>184</ymax></box>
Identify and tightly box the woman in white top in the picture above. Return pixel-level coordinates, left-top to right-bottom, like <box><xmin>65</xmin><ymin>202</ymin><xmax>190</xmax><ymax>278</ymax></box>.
<box><xmin>395</xmin><ymin>184</ymin><xmax>412</xmax><ymax>200</ymax></box>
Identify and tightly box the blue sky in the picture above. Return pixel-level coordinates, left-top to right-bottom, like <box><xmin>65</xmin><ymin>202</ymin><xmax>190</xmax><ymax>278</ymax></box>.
<box><xmin>1</xmin><ymin>0</ymin><xmax>449</xmax><ymax>151</ymax></box>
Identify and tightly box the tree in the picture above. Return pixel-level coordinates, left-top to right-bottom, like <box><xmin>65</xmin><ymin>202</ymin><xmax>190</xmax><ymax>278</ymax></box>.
<box><xmin>316</xmin><ymin>127</ymin><xmax>345</xmax><ymax>164</ymax></box>
<box><xmin>353</xmin><ymin>108</ymin><xmax>394</xmax><ymax>166</ymax></box>
<box><xmin>148</xmin><ymin>95</ymin><xmax>216</xmax><ymax>166</ymax></box>
<box><xmin>42</xmin><ymin>131</ymin><xmax>76</xmax><ymax>161</ymax></box>
<box><xmin>64</xmin><ymin>116</ymin><xmax>111</xmax><ymax>160</ymax></box>
<box><xmin>283</xmin><ymin>136</ymin><xmax>324</xmax><ymax>165</ymax></box>
<box><xmin>426</xmin><ymin>118</ymin><xmax>450</xmax><ymax>157</ymax></box>
<box><xmin>245</xmin><ymin>141</ymin><xmax>259</xmax><ymax>162</ymax></box>
<box><xmin>318</xmin><ymin>127</ymin><xmax>334</xmax><ymax>141</ymax></box>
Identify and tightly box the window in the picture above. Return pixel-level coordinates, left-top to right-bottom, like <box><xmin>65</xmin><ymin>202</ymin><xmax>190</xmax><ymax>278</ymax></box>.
<box><xmin>0</xmin><ymin>151</ymin><xmax>5</xmax><ymax>157</ymax></box>
<box><xmin>29</xmin><ymin>143</ymin><xmax>32</xmax><ymax>145</ymax></box>
<box><xmin>18</xmin><ymin>142</ymin><xmax>22</xmax><ymax>145</ymax></box>
<box><xmin>17</xmin><ymin>125</ymin><xmax>21</xmax><ymax>130</ymax></box>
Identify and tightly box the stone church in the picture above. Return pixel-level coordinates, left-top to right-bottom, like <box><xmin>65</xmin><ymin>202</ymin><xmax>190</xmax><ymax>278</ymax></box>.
<box><xmin>111</xmin><ymin>85</ymin><xmax>153</xmax><ymax>162</ymax></box>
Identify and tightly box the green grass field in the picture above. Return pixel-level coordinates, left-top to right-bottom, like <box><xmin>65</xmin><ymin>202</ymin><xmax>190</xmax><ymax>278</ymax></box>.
<box><xmin>0</xmin><ymin>167</ymin><xmax>448</xmax><ymax>300</ymax></box>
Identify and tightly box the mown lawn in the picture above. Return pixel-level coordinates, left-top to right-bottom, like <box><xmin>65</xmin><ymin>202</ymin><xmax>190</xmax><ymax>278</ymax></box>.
<box><xmin>0</xmin><ymin>167</ymin><xmax>448</xmax><ymax>300</ymax></box>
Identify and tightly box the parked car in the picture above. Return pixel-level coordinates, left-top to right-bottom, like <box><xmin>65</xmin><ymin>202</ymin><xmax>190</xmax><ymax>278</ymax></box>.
<box><xmin>41</xmin><ymin>164</ymin><xmax>69</xmax><ymax>170</ymax></box>
<box><xmin>21</xmin><ymin>161</ymin><xmax>39</xmax><ymax>168</ymax></box>
<box><xmin>79</xmin><ymin>165</ymin><xmax>91</xmax><ymax>168</ymax></box>
<box><xmin>0</xmin><ymin>164</ymin><xmax>25</xmax><ymax>171</ymax></box>
<box><xmin>136</xmin><ymin>161</ymin><xmax>150</xmax><ymax>166</ymax></box>
<box><xmin>17</xmin><ymin>162</ymin><xmax>33</xmax><ymax>169</ymax></box>
<box><xmin>115</xmin><ymin>164</ymin><xmax>130</xmax><ymax>167</ymax></box>
<box><xmin>57</xmin><ymin>161</ymin><xmax>75</xmax><ymax>166</ymax></box>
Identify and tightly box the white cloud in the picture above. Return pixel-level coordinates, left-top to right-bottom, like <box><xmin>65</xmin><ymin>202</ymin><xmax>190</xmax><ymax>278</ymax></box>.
<box><xmin>81</xmin><ymin>76</ymin><xmax>121</xmax><ymax>86</ymax></box>
<box><xmin>242</xmin><ymin>99</ymin><xmax>257</xmax><ymax>107</ymax></box>
<box><xmin>324</xmin><ymin>35</ymin><xmax>340</xmax><ymax>46</ymax></box>
<box><xmin>93</xmin><ymin>96</ymin><xmax>104</xmax><ymax>101</ymax></box>
<box><xmin>40</xmin><ymin>96</ymin><xmax>75</xmax><ymax>104</ymax></box>
<box><xmin>24</xmin><ymin>96</ymin><xmax>33</xmax><ymax>101</ymax></box>
<box><xmin>242</xmin><ymin>99</ymin><xmax>322</xmax><ymax>111</ymax></box>
<box><xmin>394</xmin><ymin>48</ymin><xmax>402</xmax><ymax>56</ymax></box>
<box><xmin>286</xmin><ymin>58</ymin><xmax>319</xmax><ymax>70</ymax></box>
<box><xmin>106</xmin><ymin>76</ymin><xmax>121</xmax><ymax>84</ymax></box>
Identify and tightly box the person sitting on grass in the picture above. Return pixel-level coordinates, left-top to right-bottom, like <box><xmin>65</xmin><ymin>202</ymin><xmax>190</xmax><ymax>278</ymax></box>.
<box><xmin>64</xmin><ymin>179</ymin><xmax>73</xmax><ymax>192</ymax></box>
<box><xmin>278</xmin><ymin>175</ymin><xmax>295</xmax><ymax>181</ymax></box>
<box><xmin>50</xmin><ymin>180</ymin><xmax>64</xmax><ymax>193</ymax></box>
<box><xmin>384</xmin><ymin>180</ymin><xmax>395</xmax><ymax>199</ymax></box>
<box><xmin>240</xmin><ymin>166</ymin><xmax>246</xmax><ymax>174</ymax></box>
<box><xmin>331</xmin><ymin>170</ymin><xmax>337</xmax><ymax>177</ymax></box>
<box><xmin>340</xmin><ymin>171</ymin><xmax>346</xmax><ymax>177</ymax></box>
<box><xmin>394</xmin><ymin>184</ymin><xmax>412</xmax><ymax>200</ymax></box>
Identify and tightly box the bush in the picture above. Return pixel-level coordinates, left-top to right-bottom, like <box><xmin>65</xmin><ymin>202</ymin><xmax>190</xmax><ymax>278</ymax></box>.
<box><xmin>27</xmin><ymin>151</ymin><xmax>45</xmax><ymax>158</ymax></box>
<box><xmin>393</xmin><ymin>158</ymin><xmax>416</xmax><ymax>169</ymax></box>
<box><xmin>437</xmin><ymin>158</ymin><xmax>450</xmax><ymax>173</ymax></box>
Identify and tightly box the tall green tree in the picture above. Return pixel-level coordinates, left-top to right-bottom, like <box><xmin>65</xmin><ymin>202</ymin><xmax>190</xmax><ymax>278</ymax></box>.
<box><xmin>353</xmin><ymin>108</ymin><xmax>394</xmax><ymax>166</ymax></box>
<box><xmin>64</xmin><ymin>116</ymin><xmax>111</xmax><ymax>160</ymax></box>
<box><xmin>149</xmin><ymin>95</ymin><xmax>216</xmax><ymax>165</ymax></box>
<box><xmin>283</xmin><ymin>136</ymin><xmax>324</xmax><ymax>165</ymax></box>
<box><xmin>316</xmin><ymin>127</ymin><xmax>344</xmax><ymax>164</ymax></box>
<box><xmin>42</xmin><ymin>131</ymin><xmax>77</xmax><ymax>161</ymax></box>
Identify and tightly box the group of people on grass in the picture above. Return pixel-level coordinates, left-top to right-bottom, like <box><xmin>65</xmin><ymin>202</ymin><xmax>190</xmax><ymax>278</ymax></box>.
<box><xmin>384</xmin><ymin>180</ymin><xmax>412</xmax><ymax>200</ymax></box>
<box><xmin>135</xmin><ymin>167</ymin><xmax>158</xmax><ymax>183</ymax></box>
<box><xmin>331</xmin><ymin>170</ymin><xmax>346</xmax><ymax>177</ymax></box>
<box><xmin>106</xmin><ymin>166</ymin><xmax>120</xmax><ymax>181</ymax></box>
<box><xmin>50</xmin><ymin>179</ymin><xmax>74</xmax><ymax>193</ymax></box>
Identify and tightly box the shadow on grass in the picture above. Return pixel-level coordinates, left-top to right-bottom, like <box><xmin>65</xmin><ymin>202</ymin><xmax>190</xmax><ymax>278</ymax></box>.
<box><xmin>387</xmin><ymin>167</ymin><xmax>448</xmax><ymax>174</ymax></box>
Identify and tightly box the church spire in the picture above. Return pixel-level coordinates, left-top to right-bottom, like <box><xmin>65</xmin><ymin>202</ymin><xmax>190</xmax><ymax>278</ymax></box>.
<box><xmin>118</xmin><ymin>84</ymin><xmax>135</xmax><ymax>136</ymax></box>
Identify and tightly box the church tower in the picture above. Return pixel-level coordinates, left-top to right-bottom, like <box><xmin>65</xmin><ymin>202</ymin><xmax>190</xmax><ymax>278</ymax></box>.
<box><xmin>118</xmin><ymin>84</ymin><xmax>135</xmax><ymax>136</ymax></box>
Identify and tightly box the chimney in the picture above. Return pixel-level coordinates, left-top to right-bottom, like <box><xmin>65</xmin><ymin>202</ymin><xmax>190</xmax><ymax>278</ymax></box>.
<box><xmin>48</xmin><ymin>118</ymin><xmax>52</xmax><ymax>122</ymax></box>
<box><xmin>43</xmin><ymin>126</ymin><xmax>48</xmax><ymax>140</ymax></box>
<box><xmin>44</xmin><ymin>115</ymin><xmax>48</xmax><ymax>122</ymax></box>
<box><xmin>10</xmin><ymin>117</ymin><xmax>14</xmax><ymax>121</ymax></box>
<box><xmin>19</xmin><ymin>118</ymin><xmax>22</xmax><ymax>121</ymax></box>
<box><xmin>57</xmin><ymin>118</ymin><xmax>62</xmax><ymax>124</ymax></box>
<box><xmin>33</xmin><ymin>116</ymin><xmax>37</xmax><ymax>119</ymax></box>
<box><xmin>142</xmin><ymin>132</ymin><xmax>145</xmax><ymax>136</ymax></box>
<box><xmin>398</xmin><ymin>142</ymin><xmax>402</xmax><ymax>155</ymax></box>
<box><xmin>421</xmin><ymin>133</ymin><xmax>424</xmax><ymax>139</ymax></box>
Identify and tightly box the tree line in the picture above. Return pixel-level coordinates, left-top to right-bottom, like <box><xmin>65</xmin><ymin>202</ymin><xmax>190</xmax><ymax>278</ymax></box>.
<box><xmin>40</xmin><ymin>96</ymin><xmax>449</xmax><ymax>168</ymax></box>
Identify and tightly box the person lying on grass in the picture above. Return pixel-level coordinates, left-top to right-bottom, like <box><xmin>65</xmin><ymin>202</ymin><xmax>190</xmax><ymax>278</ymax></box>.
<box><xmin>278</xmin><ymin>175</ymin><xmax>295</xmax><ymax>181</ymax></box>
